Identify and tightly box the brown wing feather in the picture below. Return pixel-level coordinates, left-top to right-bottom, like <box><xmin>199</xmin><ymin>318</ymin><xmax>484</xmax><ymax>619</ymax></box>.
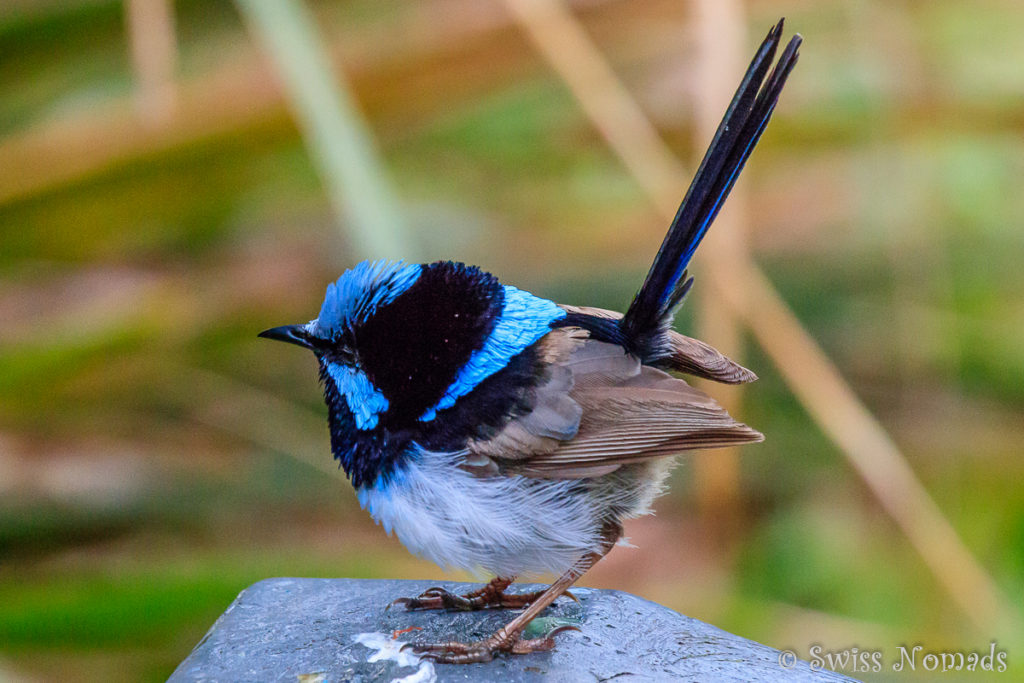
<box><xmin>467</xmin><ymin>331</ymin><xmax>761</xmax><ymax>480</ymax></box>
<box><xmin>560</xmin><ymin>304</ymin><xmax>757</xmax><ymax>384</ymax></box>
<box><xmin>517</xmin><ymin>365</ymin><xmax>762</xmax><ymax>478</ymax></box>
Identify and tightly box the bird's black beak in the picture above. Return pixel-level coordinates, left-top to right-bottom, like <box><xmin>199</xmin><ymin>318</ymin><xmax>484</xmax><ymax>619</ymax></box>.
<box><xmin>258</xmin><ymin>324</ymin><xmax>315</xmax><ymax>350</ymax></box>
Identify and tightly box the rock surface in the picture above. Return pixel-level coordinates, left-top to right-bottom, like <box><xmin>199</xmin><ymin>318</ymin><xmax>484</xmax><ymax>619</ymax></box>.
<box><xmin>171</xmin><ymin>578</ymin><xmax>855</xmax><ymax>682</ymax></box>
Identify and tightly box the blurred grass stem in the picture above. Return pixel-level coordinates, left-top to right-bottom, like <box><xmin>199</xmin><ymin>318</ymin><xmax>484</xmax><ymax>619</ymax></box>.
<box><xmin>691</xmin><ymin>0</ymin><xmax>747</xmax><ymax>538</ymax></box>
<box><xmin>125</xmin><ymin>0</ymin><xmax>179</xmax><ymax>126</ymax></box>
<box><xmin>235</xmin><ymin>0</ymin><xmax>411</xmax><ymax>262</ymax></box>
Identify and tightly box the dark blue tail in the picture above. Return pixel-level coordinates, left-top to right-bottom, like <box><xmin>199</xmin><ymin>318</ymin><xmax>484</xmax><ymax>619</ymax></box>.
<box><xmin>620</xmin><ymin>19</ymin><xmax>801</xmax><ymax>361</ymax></box>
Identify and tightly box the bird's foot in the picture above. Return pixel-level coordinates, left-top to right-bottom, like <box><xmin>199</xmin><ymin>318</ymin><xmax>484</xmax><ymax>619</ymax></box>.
<box><xmin>404</xmin><ymin>624</ymin><xmax>579</xmax><ymax>664</ymax></box>
<box><xmin>388</xmin><ymin>578</ymin><xmax>562</xmax><ymax>611</ymax></box>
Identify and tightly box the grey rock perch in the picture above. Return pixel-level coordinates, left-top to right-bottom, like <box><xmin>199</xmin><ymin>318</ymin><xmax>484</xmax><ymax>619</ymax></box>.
<box><xmin>171</xmin><ymin>578</ymin><xmax>855</xmax><ymax>682</ymax></box>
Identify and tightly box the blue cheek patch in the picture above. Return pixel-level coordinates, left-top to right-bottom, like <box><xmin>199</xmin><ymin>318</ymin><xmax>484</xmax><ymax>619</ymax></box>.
<box><xmin>419</xmin><ymin>285</ymin><xmax>565</xmax><ymax>421</ymax></box>
<box><xmin>325</xmin><ymin>362</ymin><xmax>389</xmax><ymax>430</ymax></box>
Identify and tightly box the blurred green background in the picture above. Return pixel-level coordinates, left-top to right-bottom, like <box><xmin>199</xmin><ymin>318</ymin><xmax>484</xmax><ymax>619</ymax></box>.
<box><xmin>2</xmin><ymin>0</ymin><xmax>1023</xmax><ymax>680</ymax></box>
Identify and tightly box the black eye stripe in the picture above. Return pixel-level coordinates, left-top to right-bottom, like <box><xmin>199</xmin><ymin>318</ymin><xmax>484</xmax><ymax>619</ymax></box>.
<box><xmin>352</xmin><ymin>262</ymin><xmax>504</xmax><ymax>425</ymax></box>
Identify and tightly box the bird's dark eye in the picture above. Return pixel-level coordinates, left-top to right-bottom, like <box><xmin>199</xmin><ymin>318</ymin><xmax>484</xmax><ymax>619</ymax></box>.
<box><xmin>321</xmin><ymin>339</ymin><xmax>355</xmax><ymax>365</ymax></box>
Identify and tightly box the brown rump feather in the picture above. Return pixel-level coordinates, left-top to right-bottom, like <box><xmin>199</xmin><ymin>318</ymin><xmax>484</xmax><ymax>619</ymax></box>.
<box><xmin>560</xmin><ymin>304</ymin><xmax>757</xmax><ymax>384</ymax></box>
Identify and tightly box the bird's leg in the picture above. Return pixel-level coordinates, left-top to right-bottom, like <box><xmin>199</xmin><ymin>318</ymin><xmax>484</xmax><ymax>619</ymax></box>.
<box><xmin>407</xmin><ymin>521</ymin><xmax>622</xmax><ymax>664</ymax></box>
<box><xmin>389</xmin><ymin>576</ymin><xmax>553</xmax><ymax>611</ymax></box>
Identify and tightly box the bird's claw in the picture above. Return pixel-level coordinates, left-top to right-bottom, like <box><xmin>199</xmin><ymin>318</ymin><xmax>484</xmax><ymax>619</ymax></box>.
<box><xmin>385</xmin><ymin>597</ymin><xmax>412</xmax><ymax>611</ymax></box>
<box><xmin>541</xmin><ymin>623</ymin><xmax>581</xmax><ymax>638</ymax></box>
<box><xmin>406</xmin><ymin>630</ymin><xmax>574</xmax><ymax>664</ymax></box>
<box><xmin>389</xmin><ymin>586</ymin><xmax>474</xmax><ymax>611</ymax></box>
<box><xmin>387</xmin><ymin>583</ymin><xmax>551</xmax><ymax>612</ymax></box>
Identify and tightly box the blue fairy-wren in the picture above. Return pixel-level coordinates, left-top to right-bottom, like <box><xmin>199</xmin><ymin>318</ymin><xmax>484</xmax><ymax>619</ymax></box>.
<box><xmin>260</xmin><ymin>20</ymin><xmax>800</xmax><ymax>664</ymax></box>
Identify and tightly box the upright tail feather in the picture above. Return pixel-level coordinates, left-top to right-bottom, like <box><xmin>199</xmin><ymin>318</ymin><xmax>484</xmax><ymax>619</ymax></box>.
<box><xmin>620</xmin><ymin>19</ymin><xmax>802</xmax><ymax>361</ymax></box>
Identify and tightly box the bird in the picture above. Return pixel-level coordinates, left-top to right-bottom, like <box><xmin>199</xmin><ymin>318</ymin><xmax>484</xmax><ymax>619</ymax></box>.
<box><xmin>259</xmin><ymin>19</ymin><xmax>801</xmax><ymax>665</ymax></box>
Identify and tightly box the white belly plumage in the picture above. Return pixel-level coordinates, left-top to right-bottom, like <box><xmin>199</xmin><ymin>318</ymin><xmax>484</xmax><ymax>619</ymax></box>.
<box><xmin>356</xmin><ymin>448</ymin><xmax>607</xmax><ymax>577</ymax></box>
